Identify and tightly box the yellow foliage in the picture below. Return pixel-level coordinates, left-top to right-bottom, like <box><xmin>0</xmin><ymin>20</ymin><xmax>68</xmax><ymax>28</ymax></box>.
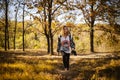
<box><xmin>38</xmin><ymin>7</ymin><xmax>43</xmax><ymax>11</ymax></box>
<box><xmin>36</xmin><ymin>63</ymin><xmax>54</xmax><ymax>71</ymax></box>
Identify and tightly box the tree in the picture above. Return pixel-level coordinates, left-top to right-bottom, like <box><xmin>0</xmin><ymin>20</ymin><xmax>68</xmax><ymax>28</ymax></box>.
<box><xmin>47</xmin><ymin>0</ymin><xmax>53</xmax><ymax>54</ymax></box>
<box><xmin>35</xmin><ymin>0</ymin><xmax>50</xmax><ymax>53</ymax></box>
<box><xmin>29</xmin><ymin>0</ymin><xmax>67</xmax><ymax>54</ymax></box>
<box><xmin>1</xmin><ymin>0</ymin><xmax>13</xmax><ymax>50</ymax></box>
<box><xmin>4</xmin><ymin>0</ymin><xmax>9</xmax><ymax>51</ymax></box>
<box><xmin>71</xmin><ymin>0</ymin><xmax>106</xmax><ymax>52</ymax></box>
<box><xmin>13</xmin><ymin>0</ymin><xmax>20</xmax><ymax>50</ymax></box>
<box><xmin>22</xmin><ymin>2</ymin><xmax>25</xmax><ymax>51</ymax></box>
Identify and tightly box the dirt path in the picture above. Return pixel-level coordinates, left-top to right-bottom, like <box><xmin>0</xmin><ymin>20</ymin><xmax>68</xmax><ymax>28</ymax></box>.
<box><xmin>0</xmin><ymin>51</ymin><xmax>120</xmax><ymax>80</ymax></box>
<box><xmin>15</xmin><ymin>52</ymin><xmax>119</xmax><ymax>80</ymax></box>
<box><xmin>16</xmin><ymin>52</ymin><xmax>119</xmax><ymax>59</ymax></box>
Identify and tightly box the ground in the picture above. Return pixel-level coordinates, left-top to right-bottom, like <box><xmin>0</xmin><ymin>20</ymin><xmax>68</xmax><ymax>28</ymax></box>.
<box><xmin>0</xmin><ymin>50</ymin><xmax>120</xmax><ymax>80</ymax></box>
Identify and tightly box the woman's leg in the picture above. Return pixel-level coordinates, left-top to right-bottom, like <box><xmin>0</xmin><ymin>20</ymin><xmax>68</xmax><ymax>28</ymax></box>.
<box><xmin>66</xmin><ymin>53</ymin><xmax>70</xmax><ymax>70</ymax></box>
<box><xmin>63</xmin><ymin>53</ymin><xmax>70</xmax><ymax>70</ymax></box>
<box><xmin>63</xmin><ymin>53</ymin><xmax>67</xmax><ymax>69</ymax></box>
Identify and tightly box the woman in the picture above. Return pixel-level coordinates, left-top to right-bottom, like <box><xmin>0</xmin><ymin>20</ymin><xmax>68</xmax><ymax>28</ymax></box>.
<box><xmin>57</xmin><ymin>26</ymin><xmax>75</xmax><ymax>71</ymax></box>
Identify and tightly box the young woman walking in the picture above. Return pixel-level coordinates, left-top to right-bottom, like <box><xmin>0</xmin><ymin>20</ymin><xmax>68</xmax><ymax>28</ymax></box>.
<box><xmin>57</xmin><ymin>26</ymin><xmax>76</xmax><ymax>71</ymax></box>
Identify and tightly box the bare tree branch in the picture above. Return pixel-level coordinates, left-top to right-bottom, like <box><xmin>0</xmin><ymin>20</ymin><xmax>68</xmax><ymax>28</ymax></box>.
<box><xmin>51</xmin><ymin>0</ymin><xmax>67</xmax><ymax>15</ymax></box>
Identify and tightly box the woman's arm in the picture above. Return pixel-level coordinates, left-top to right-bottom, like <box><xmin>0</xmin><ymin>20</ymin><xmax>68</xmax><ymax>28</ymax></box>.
<box><xmin>70</xmin><ymin>35</ymin><xmax>75</xmax><ymax>49</ymax></box>
<box><xmin>70</xmin><ymin>35</ymin><xmax>77</xmax><ymax>55</ymax></box>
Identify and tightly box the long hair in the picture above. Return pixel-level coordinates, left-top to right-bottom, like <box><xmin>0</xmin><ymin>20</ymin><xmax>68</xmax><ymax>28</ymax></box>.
<box><xmin>62</xmin><ymin>26</ymin><xmax>70</xmax><ymax>36</ymax></box>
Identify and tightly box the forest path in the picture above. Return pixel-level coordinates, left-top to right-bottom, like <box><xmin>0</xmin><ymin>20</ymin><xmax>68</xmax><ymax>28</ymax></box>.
<box><xmin>16</xmin><ymin>52</ymin><xmax>119</xmax><ymax>59</ymax></box>
<box><xmin>15</xmin><ymin>52</ymin><xmax>119</xmax><ymax>80</ymax></box>
<box><xmin>0</xmin><ymin>50</ymin><xmax>120</xmax><ymax>80</ymax></box>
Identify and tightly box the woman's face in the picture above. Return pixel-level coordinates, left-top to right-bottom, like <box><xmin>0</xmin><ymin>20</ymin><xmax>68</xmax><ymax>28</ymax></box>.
<box><xmin>63</xmin><ymin>27</ymin><xmax>69</xmax><ymax>34</ymax></box>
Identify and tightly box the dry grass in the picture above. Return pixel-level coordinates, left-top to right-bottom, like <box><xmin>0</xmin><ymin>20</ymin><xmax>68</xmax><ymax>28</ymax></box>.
<box><xmin>0</xmin><ymin>50</ymin><xmax>120</xmax><ymax>80</ymax></box>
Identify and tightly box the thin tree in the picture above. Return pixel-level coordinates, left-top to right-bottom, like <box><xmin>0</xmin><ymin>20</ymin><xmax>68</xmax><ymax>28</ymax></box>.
<box><xmin>43</xmin><ymin>0</ymin><xmax>50</xmax><ymax>53</ymax></box>
<box><xmin>22</xmin><ymin>2</ymin><xmax>25</xmax><ymax>51</ymax></box>
<box><xmin>4</xmin><ymin>0</ymin><xmax>9</xmax><ymax>51</ymax></box>
<box><xmin>13</xmin><ymin>0</ymin><xmax>20</xmax><ymax>50</ymax></box>
<box><xmin>47</xmin><ymin>0</ymin><xmax>53</xmax><ymax>54</ymax></box>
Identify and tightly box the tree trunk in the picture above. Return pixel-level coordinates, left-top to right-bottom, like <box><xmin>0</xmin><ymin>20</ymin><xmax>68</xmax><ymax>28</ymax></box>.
<box><xmin>14</xmin><ymin>18</ymin><xmax>17</xmax><ymax>50</ymax></box>
<box><xmin>8</xmin><ymin>27</ymin><xmax>10</xmax><ymax>50</ymax></box>
<box><xmin>90</xmin><ymin>26</ymin><xmax>94</xmax><ymax>52</ymax></box>
<box><xmin>5</xmin><ymin>0</ymin><xmax>8</xmax><ymax>51</ymax></box>
<box><xmin>48</xmin><ymin>0</ymin><xmax>54</xmax><ymax>55</ymax></box>
<box><xmin>14</xmin><ymin>3</ymin><xmax>20</xmax><ymax>50</ymax></box>
<box><xmin>43</xmin><ymin>2</ymin><xmax>50</xmax><ymax>54</ymax></box>
<box><xmin>46</xmin><ymin>35</ymin><xmax>50</xmax><ymax>53</ymax></box>
<box><xmin>22</xmin><ymin>3</ymin><xmax>25</xmax><ymax>51</ymax></box>
<box><xmin>90</xmin><ymin>3</ymin><xmax>95</xmax><ymax>53</ymax></box>
<box><xmin>50</xmin><ymin>35</ymin><xmax>53</xmax><ymax>55</ymax></box>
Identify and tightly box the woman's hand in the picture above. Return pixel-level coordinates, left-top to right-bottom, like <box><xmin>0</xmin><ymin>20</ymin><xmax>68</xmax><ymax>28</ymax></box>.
<box><xmin>71</xmin><ymin>48</ymin><xmax>77</xmax><ymax>56</ymax></box>
<box><xmin>71</xmin><ymin>48</ymin><xmax>75</xmax><ymax>51</ymax></box>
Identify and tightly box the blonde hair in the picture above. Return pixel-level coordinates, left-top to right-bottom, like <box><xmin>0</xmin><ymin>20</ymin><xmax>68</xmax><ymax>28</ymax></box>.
<box><xmin>61</xmin><ymin>26</ymin><xmax>70</xmax><ymax>36</ymax></box>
